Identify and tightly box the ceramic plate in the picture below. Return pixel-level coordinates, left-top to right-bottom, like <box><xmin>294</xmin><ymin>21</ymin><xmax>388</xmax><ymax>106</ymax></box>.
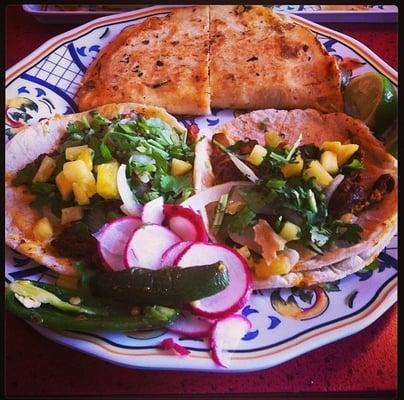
<box><xmin>5</xmin><ymin>5</ymin><xmax>397</xmax><ymax>372</ymax></box>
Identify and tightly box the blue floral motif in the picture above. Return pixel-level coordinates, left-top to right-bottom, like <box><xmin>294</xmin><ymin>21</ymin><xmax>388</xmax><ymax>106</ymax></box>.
<box><xmin>242</xmin><ymin>330</ymin><xmax>259</xmax><ymax>340</ymax></box>
<box><xmin>267</xmin><ymin>316</ymin><xmax>281</xmax><ymax>330</ymax></box>
<box><xmin>242</xmin><ymin>305</ymin><xmax>259</xmax><ymax>317</ymax></box>
<box><xmin>35</xmin><ymin>88</ymin><xmax>46</xmax><ymax>97</ymax></box>
<box><xmin>77</xmin><ymin>46</ymin><xmax>87</xmax><ymax>57</ymax></box>
<box><xmin>89</xmin><ymin>45</ymin><xmax>101</xmax><ymax>53</ymax></box>
<box><xmin>99</xmin><ymin>27</ymin><xmax>110</xmax><ymax>39</ymax></box>
<box><xmin>322</xmin><ymin>39</ymin><xmax>338</xmax><ymax>53</ymax></box>
<box><xmin>17</xmin><ymin>86</ymin><xmax>30</xmax><ymax>94</ymax></box>
<box><xmin>206</xmin><ymin>118</ymin><xmax>220</xmax><ymax>126</ymax></box>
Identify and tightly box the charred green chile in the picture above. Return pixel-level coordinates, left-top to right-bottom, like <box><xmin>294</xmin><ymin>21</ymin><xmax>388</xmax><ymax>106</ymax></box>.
<box><xmin>5</xmin><ymin>280</ymin><xmax>179</xmax><ymax>332</ymax></box>
<box><xmin>89</xmin><ymin>262</ymin><xmax>229</xmax><ymax>307</ymax></box>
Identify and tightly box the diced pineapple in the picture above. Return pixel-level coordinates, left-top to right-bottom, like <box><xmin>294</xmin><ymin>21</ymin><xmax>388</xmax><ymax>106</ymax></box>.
<box><xmin>254</xmin><ymin>255</ymin><xmax>292</xmax><ymax>279</ymax></box>
<box><xmin>32</xmin><ymin>217</ymin><xmax>54</xmax><ymax>241</ymax></box>
<box><xmin>72</xmin><ymin>182</ymin><xmax>90</xmax><ymax>205</ymax></box>
<box><xmin>55</xmin><ymin>171</ymin><xmax>73</xmax><ymax>200</ymax></box>
<box><xmin>77</xmin><ymin>148</ymin><xmax>94</xmax><ymax>171</ymax></box>
<box><xmin>320</xmin><ymin>151</ymin><xmax>339</xmax><ymax>175</ymax></box>
<box><xmin>61</xmin><ymin>206</ymin><xmax>83</xmax><ymax>225</ymax></box>
<box><xmin>321</xmin><ymin>141</ymin><xmax>341</xmax><ymax>154</ymax></box>
<box><xmin>303</xmin><ymin>160</ymin><xmax>333</xmax><ymax>188</ymax></box>
<box><xmin>84</xmin><ymin>179</ymin><xmax>97</xmax><ymax>198</ymax></box>
<box><xmin>254</xmin><ymin>258</ymin><xmax>273</xmax><ymax>280</ymax></box>
<box><xmin>65</xmin><ymin>145</ymin><xmax>89</xmax><ymax>161</ymax></box>
<box><xmin>281</xmin><ymin>154</ymin><xmax>304</xmax><ymax>178</ymax></box>
<box><xmin>171</xmin><ymin>158</ymin><xmax>193</xmax><ymax>176</ymax></box>
<box><xmin>33</xmin><ymin>156</ymin><xmax>56</xmax><ymax>183</ymax></box>
<box><xmin>96</xmin><ymin>161</ymin><xmax>120</xmax><ymax>200</ymax></box>
<box><xmin>63</xmin><ymin>160</ymin><xmax>95</xmax><ymax>185</ymax></box>
<box><xmin>337</xmin><ymin>144</ymin><xmax>359</xmax><ymax>166</ymax></box>
<box><xmin>279</xmin><ymin>221</ymin><xmax>301</xmax><ymax>242</ymax></box>
<box><xmin>268</xmin><ymin>255</ymin><xmax>292</xmax><ymax>275</ymax></box>
<box><xmin>246</xmin><ymin>144</ymin><xmax>267</xmax><ymax>166</ymax></box>
<box><xmin>265</xmin><ymin>131</ymin><xmax>282</xmax><ymax>147</ymax></box>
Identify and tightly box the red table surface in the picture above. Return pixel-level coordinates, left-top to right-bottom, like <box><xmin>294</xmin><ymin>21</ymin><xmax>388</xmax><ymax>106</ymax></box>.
<box><xmin>5</xmin><ymin>5</ymin><xmax>398</xmax><ymax>397</ymax></box>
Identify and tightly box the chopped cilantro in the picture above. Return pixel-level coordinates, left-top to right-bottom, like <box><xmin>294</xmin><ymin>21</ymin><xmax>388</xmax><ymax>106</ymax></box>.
<box><xmin>344</xmin><ymin>159</ymin><xmax>364</xmax><ymax>170</ymax></box>
<box><xmin>222</xmin><ymin>205</ymin><xmax>257</xmax><ymax>234</ymax></box>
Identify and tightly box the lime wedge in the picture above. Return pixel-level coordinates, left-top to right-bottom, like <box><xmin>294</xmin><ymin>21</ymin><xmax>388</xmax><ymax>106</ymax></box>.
<box><xmin>344</xmin><ymin>72</ymin><xmax>397</xmax><ymax>135</ymax></box>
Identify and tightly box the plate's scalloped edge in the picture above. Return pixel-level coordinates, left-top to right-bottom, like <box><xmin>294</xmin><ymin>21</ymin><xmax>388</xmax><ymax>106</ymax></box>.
<box><xmin>27</xmin><ymin>276</ymin><xmax>397</xmax><ymax>372</ymax></box>
<box><xmin>6</xmin><ymin>5</ymin><xmax>397</xmax><ymax>85</ymax></box>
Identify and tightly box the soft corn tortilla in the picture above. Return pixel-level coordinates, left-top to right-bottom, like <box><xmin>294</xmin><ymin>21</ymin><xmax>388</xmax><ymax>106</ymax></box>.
<box><xmin>195</xmin><ymin>108</ymin><xmax>397</xmax><ymax>288</ymax></box>
<box><xmin>210</xmin><ymin>5</ymin><xmax>343</xmax><ymax>112</ymax></box>
<box><xmin>5</xmin><ymin>103</ymin><xmax>188</xmax><ymax>276</ymax></box>
<box><xmin>77</xmin><ymin>6</ymin><xmax>210</xmax><ymax>115</ymax></box>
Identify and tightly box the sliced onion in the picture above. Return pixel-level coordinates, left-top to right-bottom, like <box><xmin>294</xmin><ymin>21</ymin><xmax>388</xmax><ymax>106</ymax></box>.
<box><xmin>117</xmin><ymin>164</ymin><xmax>143</xmax><ymax>216</ymax></box>
<box><xmin>324</xmin><ymin>174</ymin><xmax>344</xmax><ymax>203</ymax></box>
<box><xmin>227</xmin><ymin>153</ymin><xmax>259</xmax><ymax>183</ymax></box>
<box><xmin>181</xmin><ymin>181</ymin><xmax>251</xmax><ymax>211</ymax></box>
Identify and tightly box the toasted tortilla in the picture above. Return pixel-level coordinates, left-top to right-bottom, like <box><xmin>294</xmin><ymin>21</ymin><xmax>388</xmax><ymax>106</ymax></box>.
<box><xmin>210</xmin><ymin>5</ymin><xmax>343</xmax><ymax>113</ymax></box>
<box><xmin>77</xmin><ymin>6</ymin><xmax>210</xmax><ymax>115</ymax></box>
<box><xmin>77</xmin><ymin>5</ymin><xmax>342</xmax><ymax>115</ymax></box>
<box><xmin>195</xmin><ymin>108</ymin><xmax>397</xmax><ymax>288</ymax></box>
<box><xmin>5</xmin><ymin>103</ymin><xmax>188</xmax><ymax>276</ymax></box>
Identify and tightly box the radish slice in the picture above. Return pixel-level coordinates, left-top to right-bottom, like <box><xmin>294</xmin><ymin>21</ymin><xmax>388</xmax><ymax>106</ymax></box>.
<box><xmin>163</xmin><ymin>204</ymin><xmax>209</xmax><ymax>242</ymax></box>
<box><xmin>168</xmin><ymin>310</ymin><xmax>213</xmax><ymax>338</ymax></box>
<box><xmin>124</xmin><ymin>224</ymin><xmax>181</xmax><ymax>269</ymax></box>
<box><xmin>160</xmin><ymin>241</ymin><xmax>193</xmax><ymax>267</ymax></box>
<box><xmin>117</xmin><ymin>164</ymin><xmax>143</xmax><ymax>216</ymax></box>
<box><xmin>96</xmin><ymin>217</ymin><xmax>142</xmax><ymax>271</ymax></box>
<box><xmin>142</xmin><ymin>196</ymin><xmax>164</xmax><ymax>225</ymax></box>
<box><xmin>181</xmin><ymin>181</ymin><xmax>251</xmax><ymax>211</ymax></box>
<box><xmin>176</xmin><ymin>243</ymin><xmax>252</xmax><ymax>319</ymax></box>
<box><xmin>210</xmin><ymin>315</ymin><xmax>251</xmax><ymax>368</ymax></box>
<box><xmin>159</xmin><ymin>338</ymin><xmax>190</xmax><ymax>357</ymax></box>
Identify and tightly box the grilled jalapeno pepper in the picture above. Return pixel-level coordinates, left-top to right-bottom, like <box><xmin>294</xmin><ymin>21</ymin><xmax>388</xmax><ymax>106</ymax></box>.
<box><xmin>89</xmin><ymin>262</ymin><xmax>229</xmax><ymax>307</ymax></box>
<box><xmin>5</xmin><ymin>280</ymin><xmax>179</xmax><ymax>332</ymax></box>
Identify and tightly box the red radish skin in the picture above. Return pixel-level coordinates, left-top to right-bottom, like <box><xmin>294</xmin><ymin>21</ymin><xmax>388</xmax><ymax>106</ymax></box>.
<box><xmin>124</xmin><ymin>224</ymin><xmax>181</xmax><ymax>269</ymax></box>
<box><xmin>163</xmin><ymin>204</ymin><xmax>209</xmax><ymax>242</ymax></box>
<box><xmin>96</xmin><ymin>216</ymin><xmax>142</xmax><ymax>271</ymax></box>
<box><xmin>168</xmin><ymin>310</ymin><xmax>213</xmax><ymax>338</ymax></box>
<box><xmin>141</xmin><ymin>196</ymin><xmax>165</xmax><ymax>225</ymax></box>
<box><xmin>159</xmin><ymin>338</ymin><xmax>191</xmax><ymax>357</ymax></box>
<box><xmin>160</xmin><ymin>241</ymin><xmax>193</xmax><ymax>267</ymax></box>
<box><xmin>210</xmin><ymin>315</ymin><xmax>252</xmax><ymax>368</ymax></box>
<box><xmin>176</xmin><ymin>243</ymin><xmax>252</xmax><ymax>319</ymax></box>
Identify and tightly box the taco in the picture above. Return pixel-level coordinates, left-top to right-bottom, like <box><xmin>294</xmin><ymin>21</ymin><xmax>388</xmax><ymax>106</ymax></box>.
<box><xmin>193</xmin><ymin>108</ymin><xmax>397</xmax><ymax>288</ymax></box>
<box><xmin>5</xmin><ymin>103</ymin><xmax>202</xmax><ymax>276</ymax></box>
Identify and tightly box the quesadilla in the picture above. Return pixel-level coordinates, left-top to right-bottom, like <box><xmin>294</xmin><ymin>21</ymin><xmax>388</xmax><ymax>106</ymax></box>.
<box><xmin>77</xmin><ymin>6</ymin><xmax>210</xmax><ymax>115</ymax></box>
<box><xmin>193</xmin><ymin>108</ymin><xmax>397</xmax><ymax>288</ymax></box>
<box><xmin>5</xmin><ymin>103</ymin><xmax>201</xmax><ymax>276</ymax></box>
<box><xmin>210</xmin><ymin>5</ymin><xmax>343</xmax><ymax>113</ymax></box>
<box><xmin>77</xmin><ymin>5</ymin><xmax>343</xmax><ymax>115</ymax></box>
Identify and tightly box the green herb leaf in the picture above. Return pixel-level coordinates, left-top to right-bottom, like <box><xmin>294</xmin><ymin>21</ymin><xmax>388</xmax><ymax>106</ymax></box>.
<box><xmin>222</xmin><ymin>206</ymin><xmax>257</xmax><ymax>234</ymax></box>
<box><xmin>11</xmin><ymin>162</ymin><xmax>38</xmax><ymax>186</ymax></box>
<box><xmin>344</xmin><ymin>159</ymin><xmax>364</xmax><ymax>170</ymax></box>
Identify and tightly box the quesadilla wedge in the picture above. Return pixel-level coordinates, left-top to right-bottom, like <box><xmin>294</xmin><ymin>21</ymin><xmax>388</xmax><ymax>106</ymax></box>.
<box><xmin>193</xmin><ymin>108</ymin><xmax>397</xmax><ymax>288</ymax></box>
<box><xmin>6</xmin><ymin>103</ymin><xmax>203</xmax><ymax>276</ymax></box>
<box><xmin>77</xmin><ymin>6</ymin><xmax>210</xmax><ymax>115</ymax></box>
<box><xmin>209</xmin><ymin>5</ymin><xmax>343</xmax><ymax>113</ymax></box>
<box><xmin>77</xmin><ymin>5</ymin><xmax>343</xmax><ymax>115</ymax></box>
